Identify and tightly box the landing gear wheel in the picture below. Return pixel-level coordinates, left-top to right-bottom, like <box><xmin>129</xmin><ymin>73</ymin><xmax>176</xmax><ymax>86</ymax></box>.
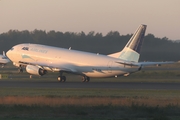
<box><xmin>82</xmin><ymin>77</ymin><xmax>86</xmax><ymax>82</ymax></box>
<box><xmin>86</xmin><ymin>77</ymin><xmax>90</xmax><ymax>82</ymax></box>
<box><xmin>57</xmin><ymin>76</ymin><xmax>66</xmax><ymax>82</ymax></box>
<box><xmin>57</xmin><ymin>76</ymin><xmax>62</xmax><ymax>82</ymax></box>
<box><xmin>82</xmin><ymin>76</ymin><xmax>90</xmax><ymax>82</ymax></box>
<box><xmin>18</xmin><ymin>68</ymin><xmax>23</xmax><ymax>73</ymax></box>
<box><xmin>62</xmin><ymin>76</ymin><xmax>66</xmax><ymax>82</ymax></box>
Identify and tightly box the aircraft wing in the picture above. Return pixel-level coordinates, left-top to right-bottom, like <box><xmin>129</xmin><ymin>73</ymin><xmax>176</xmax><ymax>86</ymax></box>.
<box><xmin>116</xmin><ymin>61</ymin><xmax>175</xmax><ymax>67</ymax></box>
<box><xmin>19</xmin><ymin>61</ymin><xmax>77</xmax><ymax>73</ymax></box>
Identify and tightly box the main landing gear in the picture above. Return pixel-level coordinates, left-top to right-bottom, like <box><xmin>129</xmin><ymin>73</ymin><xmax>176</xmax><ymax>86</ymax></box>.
<box><xmin>57</xmin><ymin>76</ymin><xmax>66</xmax><ymax>82</ymax></box>
<box><xmin>57</xmin><ymin>72</ymin><xmax>66</xmax><ymax>82</ymax></box>
<box><xmin>82</xmin><ymin>76</ymin><xmax>90</xmax><ymax>82</ymax></box>
<box><xmin>57</xmin><ymin>72</ymin><xmax>90</xmax><ymax>82</ymax></box>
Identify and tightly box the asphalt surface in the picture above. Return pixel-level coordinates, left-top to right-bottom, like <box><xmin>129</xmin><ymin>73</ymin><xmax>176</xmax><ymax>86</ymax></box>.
<box><xmin>0</xmin><ymin>80</ymin><xmax>180</xmax><ymax>90</ymax></box>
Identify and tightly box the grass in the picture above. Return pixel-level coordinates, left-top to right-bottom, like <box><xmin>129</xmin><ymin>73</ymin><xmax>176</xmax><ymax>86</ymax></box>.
<box><xmin>0</xmin><ymin>96</ymin><xmax>180</xmax><ymax>107</ymax></box>
<box><xmin>0</xmin><ymin>88</ymin><xmax>180</xmax><ymax>119</ymax></box>
<box><xmin>1</xmin><ymin>66</ymin><xmax>180</xmax><ymax>119</ymax></box>
<box><xmin>0</xmin><ymin>99</ymin><xmax>180</xmax><ymax>120</ymax></box>
<box><xmin>0</xmin><ymin>87</ymin><xmax>180</xmax><ymax>107</ymax></box>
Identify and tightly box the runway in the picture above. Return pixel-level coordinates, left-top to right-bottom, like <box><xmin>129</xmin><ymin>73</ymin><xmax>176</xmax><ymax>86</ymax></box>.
<box><xmin>0</xmin><ymin>80</ymin><xmax>180</xmax><ymax>90</ymax></box>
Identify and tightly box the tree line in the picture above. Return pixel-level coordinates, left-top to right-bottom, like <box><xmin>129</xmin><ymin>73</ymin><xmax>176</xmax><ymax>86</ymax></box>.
<box><xmin>0</xmin><ymin>30</ymin><xmax>180</xmax><ymax>61</ymax></box>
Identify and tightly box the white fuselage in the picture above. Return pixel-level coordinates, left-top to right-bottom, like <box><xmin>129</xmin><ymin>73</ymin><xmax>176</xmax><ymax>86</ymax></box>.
<box><xmin>7</xmin><ymin>43</ymin><xmax>140</xmax><ymax>77</ymax></box>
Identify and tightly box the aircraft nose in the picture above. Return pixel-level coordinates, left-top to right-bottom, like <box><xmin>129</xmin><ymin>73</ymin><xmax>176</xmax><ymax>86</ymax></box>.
<box><xmin>6</xmin><ymin>50</ymin><xmax>10</xmax><ymax>58</ymax></box>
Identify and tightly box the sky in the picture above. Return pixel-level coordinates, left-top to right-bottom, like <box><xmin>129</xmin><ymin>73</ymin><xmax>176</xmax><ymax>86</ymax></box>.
<box><xmin>0</xmin><ymin>0</ymin><xmax>180</xmax><ymax>40</ymax></box>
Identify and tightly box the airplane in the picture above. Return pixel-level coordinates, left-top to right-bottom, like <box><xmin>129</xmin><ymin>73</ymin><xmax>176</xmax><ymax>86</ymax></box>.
<box><xmin>6</xmin><ymin>24</ymin><xmax>174</xmax><ymax>82</ymax></box>
<box><xmin>0</xmin><ymin>51</ymin><xmax>10</xmax><ymax>68</ymax></box>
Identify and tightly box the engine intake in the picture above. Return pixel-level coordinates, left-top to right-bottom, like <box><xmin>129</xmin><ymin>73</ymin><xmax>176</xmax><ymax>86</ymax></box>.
<box><xmin>26</xmin><ymin>65</ymin><xmax>47</xmax><ymax>76</ymax></box>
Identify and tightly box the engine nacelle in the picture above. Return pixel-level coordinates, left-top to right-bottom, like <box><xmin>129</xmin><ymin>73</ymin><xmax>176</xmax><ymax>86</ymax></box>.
<box><xmin>26</xmin><ymin>65</ymin><xmax>47</xmax><ymax>76</ymax></box>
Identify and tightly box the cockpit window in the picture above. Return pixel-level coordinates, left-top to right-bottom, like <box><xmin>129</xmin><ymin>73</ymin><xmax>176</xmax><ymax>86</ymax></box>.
<box><xmin>10</xmin><ymin>47</ymin><xmax>14</xmax><ymax>51</ymax></box>
<box><xmin>22</xmin><ymin>47</ymin><xmax>29</xmax><ymax>51</ymax></box>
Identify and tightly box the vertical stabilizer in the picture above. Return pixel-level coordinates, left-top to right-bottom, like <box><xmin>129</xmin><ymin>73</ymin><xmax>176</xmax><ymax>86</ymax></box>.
<box><xmin>108</xmin><ymin>24</ymin><xmax>147</xmax><ymax>62</ymax></box>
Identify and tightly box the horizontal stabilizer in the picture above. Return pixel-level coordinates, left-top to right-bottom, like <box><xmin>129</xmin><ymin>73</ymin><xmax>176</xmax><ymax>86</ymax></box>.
<box><xmin>138</xmin><ymin>61</ymin><xmax>175</xmax><ymax>66</ymax></box>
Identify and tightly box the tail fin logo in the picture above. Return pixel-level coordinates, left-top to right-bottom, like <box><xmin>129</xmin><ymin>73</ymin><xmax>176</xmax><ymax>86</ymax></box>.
<box><xmin>125</xmin><ymin>24</ymin><xmax>146</xmax><ymax>54</ymax></box>
<box><xmin>108</xmin><ymin>24</ymin><xmax>147</xmax><ymax>62</ymax></box>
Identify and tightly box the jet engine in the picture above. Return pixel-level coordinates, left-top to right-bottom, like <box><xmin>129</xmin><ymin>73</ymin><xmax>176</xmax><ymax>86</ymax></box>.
<box><xmin>26</xmin><ymin>65</ymin><xmax>47</xmax><ymax>76</ymax></box>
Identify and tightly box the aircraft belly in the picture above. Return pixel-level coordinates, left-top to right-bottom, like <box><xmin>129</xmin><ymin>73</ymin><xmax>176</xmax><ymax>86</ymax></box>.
<box><xmin>83</xmin><ymin>67</ymin><xmax>139</xmax><ymax>78</ymax></box>
<box><xmin>84</xmin><ymin>70</ymin><xmax>124</xmax><ymax>77</ymax></box>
